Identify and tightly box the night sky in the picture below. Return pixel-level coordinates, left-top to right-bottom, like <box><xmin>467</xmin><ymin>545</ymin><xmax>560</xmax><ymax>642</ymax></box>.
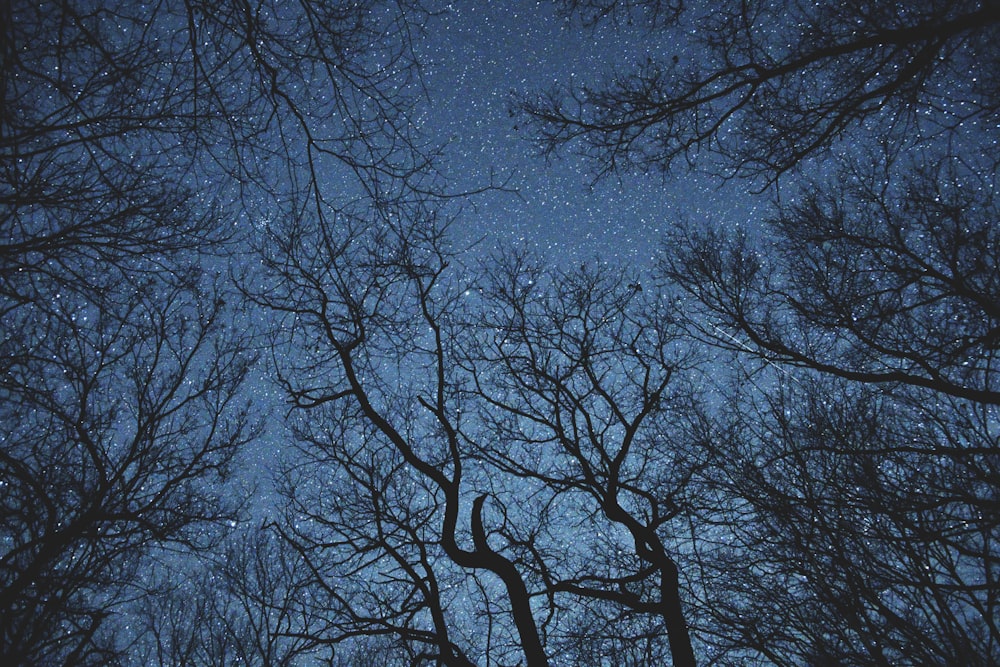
<box><xmin>416</xmin><ymin>1</ymin><xmax>756</xmax><ymax>266</ymax></box>
<box><xmin>9</xmin><ymin>0</ymin><xmax>997</xmax><ymax>664</ymax></box>
<box><xmin>242</xmin><ymin>0</ymin><xmax>760</xmax><ymax>479</ymax></box>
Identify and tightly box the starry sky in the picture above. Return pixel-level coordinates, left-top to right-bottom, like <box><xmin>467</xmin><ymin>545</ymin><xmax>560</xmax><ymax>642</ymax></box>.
<box><xmin>241</xmin><ymin>0</ymin><xmax>761</xmax><ymax>481</ymax></box>
<box><xmin>413</xmin><ymin>1</ymin><xmax>757</xmax><ymax>267</ymax></box>
<box><xmin>9</xmin><ymin>1</ymin><xmax>1000</xmax><ymax>663</ymax></box>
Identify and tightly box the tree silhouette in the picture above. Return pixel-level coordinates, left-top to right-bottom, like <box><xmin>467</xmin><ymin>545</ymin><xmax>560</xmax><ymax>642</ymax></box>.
<box><xmin>9</xmin><ymin>0</ymin><xmax>997</xmax><ymax>664</ymax></box>
<box><xmin>0</xmin><ymin>246</ymin><xmax>255</xmax><ymax>664</ymax></box>
<box><xmin>520</xmin><ymin>0</ymin><xmax>1000</xmax><ymax>184</ymax></box>
<box><xmin>686</xmin><ymin>376</ymin><xmax>1000</xmax><ymax>665</ymax></box>
<box><xmin>3</xmin><ymin>0</ymin><xmax>445</xmax><ymax>659</ymax></box>
<box><xmin>519</xmin><ymin>1</ymin><xmax>1000</xmax><ymax>664</ymax></box>
<box><xmin>129</xmin><ymin>529</ymin><xmax>327</xmax><ymax>667</ymax></box>
<box><xmin>250</xmin><ymin>206</ymin><xmax>710</xmax><ymax>665</ymax></box>
<box><xmin>653</xmin><ymin>154</ymin><xmax>1000</xmax><ymax>664</ymax></box>
<box><xmin>660</xmin><ymin>156</ymin><xmax>1000</xmax><ymax>405</ymax></box>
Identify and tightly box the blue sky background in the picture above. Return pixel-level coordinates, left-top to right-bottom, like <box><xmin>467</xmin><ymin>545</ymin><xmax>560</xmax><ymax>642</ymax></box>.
<box><xmin>417</xmin><ymin>1</ymin><xmax>759</xmax><ymax>267</ymax></box>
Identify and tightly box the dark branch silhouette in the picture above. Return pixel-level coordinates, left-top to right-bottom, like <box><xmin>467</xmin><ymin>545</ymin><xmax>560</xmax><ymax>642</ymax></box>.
<box><xmin>518</xmin><ymin>0</ymin><xmax>1000</xmax><ymax>183</ymax></box>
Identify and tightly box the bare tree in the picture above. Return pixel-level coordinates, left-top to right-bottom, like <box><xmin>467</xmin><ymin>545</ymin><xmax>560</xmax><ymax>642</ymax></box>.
<box><xmin>0</xmin><ymin>269</ymin><xmax>256</xmax><ymax>664</ymax></box>
<box><xmin>250</xmin><ymin>189</ymin><xmax>712</xmax><ymax>665</ymax></box>
<box><xmin>650</xmin><ymin>155</ymin><xmax>1000</xmax><ymax>663</ymax></box>
<box><xmin>249</xmin><ymin>205</ymin><xmax>548</xmax><ymax>665</ymax></box>
<box><xmin>273</xmin><ymin>417</ymin><xmax>478</xmax><ymax>666</ymax></box>
<box><xmin>129</xmin><ymin>528</ymin><xmax>328</xmax><ymax>667</ymax></box>
<box><xmin>659</xmin><ymin>154</ymin><xmax>1000</xmax><ymax>407</ymax></box>
<box><xmin>516</xmin><ymin>1</ymin><xmax>1000</xmax><ymax>664</ymax></box>
<box><xmin>3</xmin><ymin>0</ymin><xmax>445</xmax><ymax>661</ymax></box>
<box><xmin>674</xmin><ymin>369</ymin><xmax>1000</xmax><ymax>666</ymax></box>
<box><xmin>518</xmin><ymin>0</ymin><xmax>1000</xmax><ymax>183</ymax></box>
<box><xmin>1</xmin><ymin>2</ymin><xmax>264</xmax><ymax>663</ymax></box>
<box><xmin>460</xmin><ymin>249</ymin><xmax>707</xmax><ymax>666</ymax></box>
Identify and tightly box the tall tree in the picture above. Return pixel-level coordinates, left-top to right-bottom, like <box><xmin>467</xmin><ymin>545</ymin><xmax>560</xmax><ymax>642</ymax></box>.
<box><xmin>0</xmin><ymin>271</ymin><xmax>255</xmax><ymax>665</ymax></box>
<box><xmin>655</xmin><ymin>154</ymin><xmax>1000</xmax><ymax>664</ymax></box>
<box><xmin>520</xmin><ymin>0</ymin><xmax>1000</xmax><ymax>664</ymax></box>
<box><xmin>1</xmin><ymin>1</ymin><xmax>264</xmax><ymax>663</ymax></box>
<box><xmin>250</xmin><ymin>205</ymin><xmax>710</xmax><ymax>665</ymax></box>
<box><xmin>682</xmin><ymin>373</ymin><xmax>1000</xmax><ymax>665</ymax></box>
<box><xmin>6</xmin><ymin>0</ymin><xmax>514</xmax><ymax>662</ymax></box>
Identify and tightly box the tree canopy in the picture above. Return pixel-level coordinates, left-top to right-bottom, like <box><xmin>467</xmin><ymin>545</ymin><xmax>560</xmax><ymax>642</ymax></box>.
<box><xmin>2</xmin><ymin>0</ymin><xmax>998</xmax><ymax>665</ymax></box>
